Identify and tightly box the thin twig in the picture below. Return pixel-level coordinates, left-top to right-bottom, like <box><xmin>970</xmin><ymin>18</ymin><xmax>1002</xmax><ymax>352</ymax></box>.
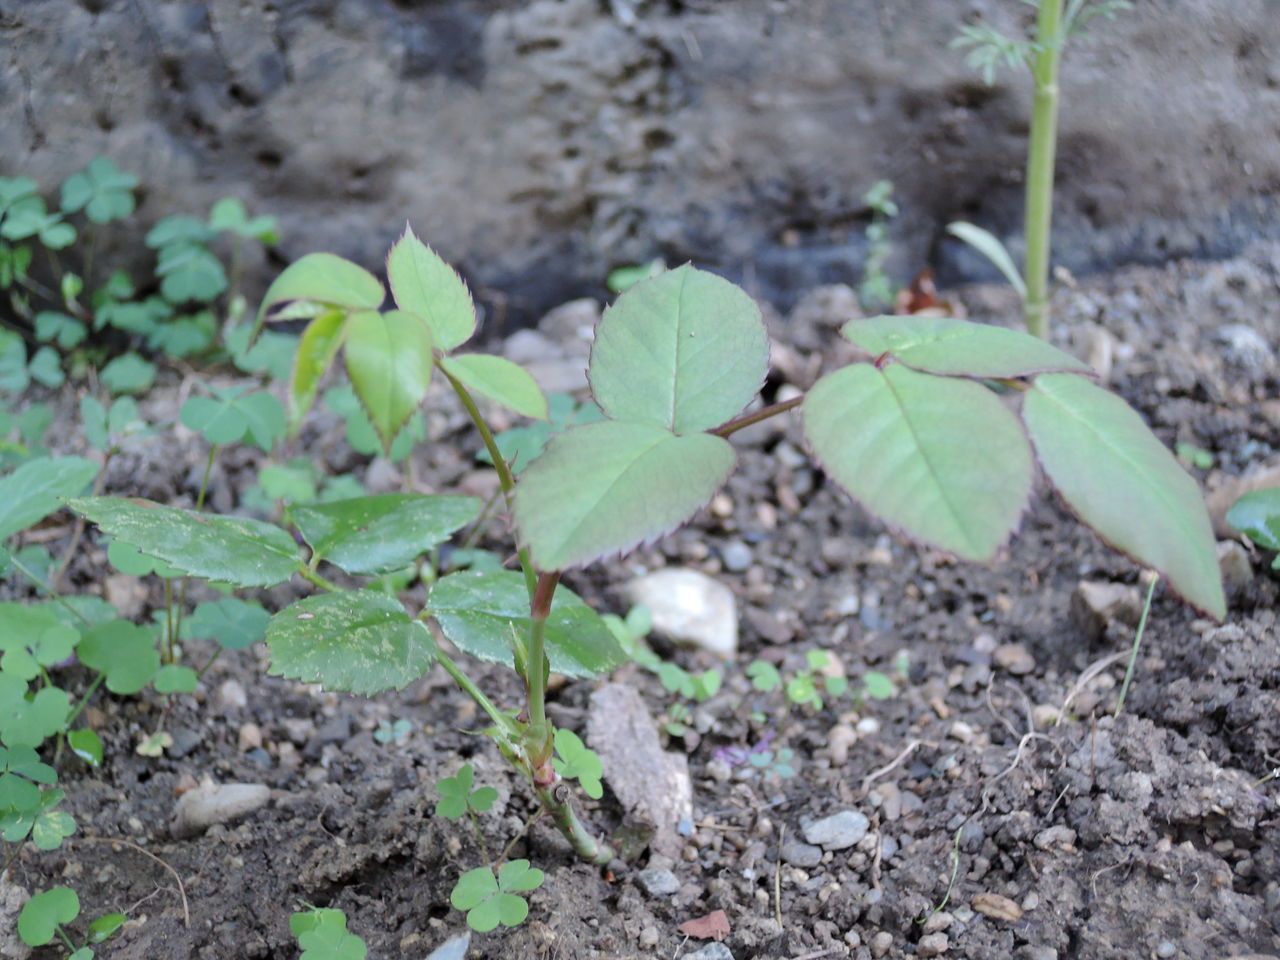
<box><xmin>859</xmin><ymin>739</ymin><xmax>935</xmax><ymax>796</ymax></box>
<box><xmin>496</xmin><ymin>809</ymin><xmax>545</xmax><ymax>866</ymax></box>
<box><xmin>1055</xmin><ymin>651</ymin><xmax>1127</xmax><ymax>725</ymax></box>
<box><xmin>74</xmin><ymin>836</ymin><xmax>190</xmax><ymax>927</ymax></box>
<box><xmin>774</xmin><ymin>822</ymin><xmax>784</xmax><ymax>930</ymax></box>
<box><xmin>1114</xmin><ymin>573</ymin><xmax>1158</xmax><ymax>715</ymax></box>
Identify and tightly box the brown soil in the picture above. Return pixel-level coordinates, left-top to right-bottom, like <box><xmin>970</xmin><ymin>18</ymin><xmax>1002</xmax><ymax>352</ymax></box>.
<box><xmin>7</xmin><ymin>242</ymin><xmax>1280</xmax><ymax>960</ymax></box>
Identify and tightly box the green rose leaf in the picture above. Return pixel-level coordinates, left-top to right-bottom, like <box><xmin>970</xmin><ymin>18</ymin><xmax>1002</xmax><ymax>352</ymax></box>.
<box><xmin>293</xmin><ymin>494</ymin><xmax>480</xmax><ymax>576</ymax></box>
<box><xmin>1226</xmin><ymin>487</ymin><xmax>1280</xmax><ymax>553</ymax></box>
<box><xmin>804</xmin><ymin>362</ymin><xmax>1032</xmax><ymax>562</ymax></box>
<box><xmin>70</xmin><ymin>497</ymin><xmax>299</xmax><ymax>588</ymax></box>
<box><xmin>266</xmin><ymin>591</ymin><xmax>435</xmax><ymax>695</ymax></box>
<box><xmin>514</xmin><ymin>419</ymin><xmax>736</xmax><ymax>570</ymax></box>
<box><xmin>842</xmin><ymin>315</ymin><xmax>1091</xmax><ymax>378</ymax></box>
<box><xmin>257</xmin><ymin>252</ymin><xmax>384</xmax><ymax>326</ymax></box>
<box><xmin>344</xmin><ymin>309</ymin><xmax>434</xmax><ymax>453</ymax></box>
<box><xmin>428</xmin><ymin>570</ymin><xmax>627</xmax><ymax>679</ymax></box>
<box><xmin>0</xmin><ymin>456</ymin><xmax>98</xmax><ymax>542</ymax></box>
<box><xmin>1022</xmin><ymin>373</ymin><xmax>1225</xmax><ymax>620</ymax></box>
<box><xmin>290</xmin><ymin>310</ymin><xmax>348</xmax><ymax>427</ymax></box>
<box><xmin>440</xmin><ymin>354</ymin><xmax>548</xmax><ymax>420</ymax></box>
<box><xmin>386</xmin><ymin>225</ymin><xmax>476</xmax><ymax>351</ymax></box>
<box><xmin>589</xmin><ymin>264</ymin><xmax>768</xmax><ymax>434</ymax></box>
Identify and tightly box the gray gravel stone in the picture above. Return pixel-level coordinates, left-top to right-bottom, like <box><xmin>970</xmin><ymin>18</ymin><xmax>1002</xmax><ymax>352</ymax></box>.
<box><xmin>686</xmin><ymin>944</ymin><xmax>734</xmax><ymax>960</ymax></box>
<box><xmin>780</xmin><ymin>840</ymin><xmax>822</xmax><ymax>867</ymax></box>
<box><xmin>801</xmin><ymin>810</ymin><xmax>869</xmax><ymax>850</ymax></box>
<box><xmin>424</xmin><ymin>932</ymin><xmax>470</xmax><ymax>960</ymax></box>
<box><xmin>635</xmin><ymin>868</ymin><xmax>680</xmax><ymax>897</ymax></box>
<box><xmin>624</xmin><ymin>568</ymin><xmax>737</xmax><ymax>656</ymax></box>
<box><xmin>720</xmin><ymin>540</ymin><xmax>753</xmax><ymax>572</ymax></box>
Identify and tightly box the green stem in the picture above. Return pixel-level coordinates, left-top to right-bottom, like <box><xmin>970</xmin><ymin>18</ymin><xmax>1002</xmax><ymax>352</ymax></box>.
<box><xmin>63</xmin><ymin>673</ymin><xmax>105</xmax><ymax>732</ymax></box>
<box><xmin>298</xmin><ymin>566</ymin><xmax>342</xmax><ymax>593</ymax></box>
<box><xmin>50</xmin><ymin>448</ymin><xmax>114</xmax><ymax>593</ymax></box>
<box><xmin>439</xmin><ymin>362</ymin><xmax>538</xmax><ymax>601</ymax></box>
<box><xmin>1023</xmin><ymin>0</ymin><xmax>1064</xmax><ymax>339</ymax></box>
<box><xmin>7</xmin><ymin>554</ymin><xmax>89</xmax><ymax>625</ymax></box>
<box><xmin>196</xmin><ymin>445</ymin><xmax>217</xmax><ymax>511</ymax></box>
<box><xmin>196</xmin><ymin>646</ymin><xmax>223</xmax><ymax>680</ymax></box>
<box><xmin>534</xmin><ymin>782</ymin><xmax>615</xmax><ymax>865</ymax></box>
<box><xmin>435</xmin><ymin>649</ymin><xmax>518</xmax><ymax>738</ymax></box>
<box><xmin>451</xmin><ymin>486</ymin><xmax>505</xmax><ymax>561</ymax></box>
<box><xmin>83</xmin><ymin>225</ymin><xmax>98</xmax><ymax>289</ymax></box>
<box><xmin>527</xmin><ymin>572</ymin><xmax>559</xmax><ymax>737</ymax></box>
<box><xmin>1114</xmin><ymin>574</ymin><xmax>1157</xmax><ymax>716</ymax></box>
<box><xmin>711</xmin><ymin>395</ymin><xmax>804</xmax><ymax>439</ymax></box>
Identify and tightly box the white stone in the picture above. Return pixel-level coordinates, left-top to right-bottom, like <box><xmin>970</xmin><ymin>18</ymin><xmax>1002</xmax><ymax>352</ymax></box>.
<box><xmin>624</xmin><ymin>568</ymin><xmax>737</xmax><ymax>656</ymax></box>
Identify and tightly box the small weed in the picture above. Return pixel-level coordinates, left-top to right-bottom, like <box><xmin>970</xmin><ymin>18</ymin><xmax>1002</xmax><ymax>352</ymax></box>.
<box><xmin>290</xmin><ymin>906</ymin><xmax>367</xmax><ymax>960</ymax></box>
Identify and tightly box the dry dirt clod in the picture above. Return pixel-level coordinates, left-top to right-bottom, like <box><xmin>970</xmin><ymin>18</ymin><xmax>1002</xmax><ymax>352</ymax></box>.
<box><xmin>171</xmin><ymin>780</ymin><xmax>271</xmax><ymax>838</ymax></box>
<box><xmin>972</xmin><ymin>891</ymin><xmax>1024</xmax><ymax>922</ymax></box>
<box><xmin>993</xmin><ymin>643</ymin><xmax>1036</xmax><ymax>675</ymax></box>
<box><xmin>1071</xmin><ymin>580</ymin><xmax>1142</xmax><ymax>639</ymax></box>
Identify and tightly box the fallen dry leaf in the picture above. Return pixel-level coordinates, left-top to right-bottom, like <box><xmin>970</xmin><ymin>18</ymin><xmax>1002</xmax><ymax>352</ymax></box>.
<box><xmin>972</xmin><ymin>891</ymin><xmax>1023</xmax><ymax>922</ymax></box>
<box><xmin>677</xmin><ymin>909</ymin><xmax>730</xmax><ymax>941</ymax></box>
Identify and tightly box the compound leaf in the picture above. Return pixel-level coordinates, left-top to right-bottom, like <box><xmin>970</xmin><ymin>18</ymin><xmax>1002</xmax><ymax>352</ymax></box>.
<box><xmin>514</xmin><ymin>419</ymin><xmax>735</xmax><ymax>570</ymax></box>
<box><xmin>803</xmin><ymin>362</ymin><xmax>1031</xmax><ymax>561</ymax></box>
<box><xmin>17</xmin><ymin>886</ymin><xmax>79</xmax><ymax>946</ymax></box>
<box><xmin>70</xmin><ymin>497</ymin><xmax>299</xmax><ymax>588</ymax></box>
<box><xmin>589</xmin><ymin>264</ymin><xmax>767</xmax><ymax>434</ymax></box>
<box><xmin>266</xmin><ymin>591</ymin><xmax>435</xmax><ymax>695</ymax></box>
<box><xmin>1022</xmin><ymin>373</ymin><xmax>1225</xmax><ymax>619</ymax></box>
<box><xmin>290</xmin><ymin>310</ymin><xmax>348</xmax><ymax>427</ymax></box>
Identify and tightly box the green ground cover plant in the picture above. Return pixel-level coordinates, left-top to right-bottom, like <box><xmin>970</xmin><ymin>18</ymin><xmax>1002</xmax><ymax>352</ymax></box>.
<box><xmin>60</xmin><ymin>223</ymin><xmax>1223</xmax><ymax>934</ymax></box>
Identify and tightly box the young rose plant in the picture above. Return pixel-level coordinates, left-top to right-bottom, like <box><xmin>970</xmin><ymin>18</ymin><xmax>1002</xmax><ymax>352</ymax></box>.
<box><xmin>71</xmin><ymin>226</ymin><xmax>1224</xmax><ymax>908</ymax></box>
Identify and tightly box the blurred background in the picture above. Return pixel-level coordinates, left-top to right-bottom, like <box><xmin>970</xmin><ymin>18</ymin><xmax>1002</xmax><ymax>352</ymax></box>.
<box><xmin>3</xmin><ymin>0</ymin><xmax>1277</xmax><ymax>328</ymax></box>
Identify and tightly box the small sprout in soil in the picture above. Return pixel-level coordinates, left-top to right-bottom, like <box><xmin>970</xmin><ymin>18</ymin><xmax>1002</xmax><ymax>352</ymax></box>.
<box><xmin>1176</xmin><ymin>442</ymin><xmax>1214</xmax><ymax>470</ymax></box>
<box><xmin>17</xmin><ymin>885</ymin><xmax>125</xmax><ymax>958</ymax></box>
<box><xmin>450</xmin><ymin>859</ymin><xmax>545</xmax><ymax>933</ymax></box>
<box><xmin>374</xmin><ymin>718</ymin><xmax>413</xmax><ymax>745</ymax></box>
<box><xmin>1227</xmin><ymin>486</ymin><xmax>1280</xmax><ymax>569</ymax></box>
<box><xmin>552</xmin><ymin>729</ymin><xmax>604</xmax><ymax>800</ymax></box>
<box><xmin>747</xmin><ymin>746</ymin><xmax>797</xmax><ymax>780</ymax></box>
<box><xmin>435</xmin><ymin>763</ymin><xmax>498</xmax><ymax>820</ymax></box>
<box><xmin>290</xmin><ymin>906</ymin><xmax>368</xmax><ymax>960</ymax></box>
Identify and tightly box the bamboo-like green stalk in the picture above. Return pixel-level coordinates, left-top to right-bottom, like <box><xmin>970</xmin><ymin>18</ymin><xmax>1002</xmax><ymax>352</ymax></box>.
<box><xmin>534</xmin><ymin>783</ymin><xmax>615</xmax><ymax>865</ymax></box>
<box><xmin>1023</xmin><ymin>0</ymin><xmax>1064</xmax><ymax>339</ymax></box>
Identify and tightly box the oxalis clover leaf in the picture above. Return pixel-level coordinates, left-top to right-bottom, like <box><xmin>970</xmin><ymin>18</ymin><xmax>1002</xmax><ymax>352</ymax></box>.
<box><xmin>551</xmin><ymin>729</ymin><xmax>603</xmax><ymax>799</ymax></box>
<box><xmin>290</xmin><ymin>908</ymin><xmax>368</xmax><ymax>960</ymax></box>
<box><xmin>0</xmin><ymin>786</ymin><xmax>76</xmax><ymax>850</ymax></box>
<box><xmin>434</xmin><ymin>763</ymin><xmax>497</xmax><ymax>820</ymax></box>
<box><xmin>450</xmin><ymin>859</ymin><xmax>545</xmax><ymax>933</ymax></box>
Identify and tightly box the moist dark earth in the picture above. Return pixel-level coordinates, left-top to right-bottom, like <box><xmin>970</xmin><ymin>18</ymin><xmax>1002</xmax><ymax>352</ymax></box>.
<box><xmin>5</xmin><ymin>243</ymin><xmax>1280</xmax><ymax>960</ymax></box>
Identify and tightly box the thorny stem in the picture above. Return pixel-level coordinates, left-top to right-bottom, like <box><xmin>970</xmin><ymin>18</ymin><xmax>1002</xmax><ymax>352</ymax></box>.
<box><xmin>1114</xmin><ymin>573</ymin><xmax>1157</xmax><ymax>716</ymax></box>
<box><xmin>711</xmin><ymin>396</ymin><xmax>803</xmax><ymax>439</ymax></box>
<box><xmin>526</xmin><ymin>572</ymin><xmax>560</xmax><ymax>773</ymax></box>
<box><xmin>439</xmin><ymin>362</ymin><xmax>538</xmax><ymax>602</ymax></box>
<box><xmin>1023</xmin><ymin>0</ymin><xmax>1064</xmax><ymax>339</ymax></box>
<box><xmin>535</xmin><ymin>782</ymin><xmax>615</xmax><ymax>865</ymax></box>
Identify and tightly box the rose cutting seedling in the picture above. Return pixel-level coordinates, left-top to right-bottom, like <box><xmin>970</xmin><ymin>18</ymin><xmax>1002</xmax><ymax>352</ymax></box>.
<box><xmin>70</xmin><ymin>225</ymin><xmax>1224</xmax><ymax>927</ymax></box>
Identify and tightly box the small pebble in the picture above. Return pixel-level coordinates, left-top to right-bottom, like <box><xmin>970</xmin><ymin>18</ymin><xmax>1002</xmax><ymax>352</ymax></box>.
<box><xmin>870</xmin><ymin>931</ymin><xmax>893</xmax><ymax>958</ymax></box>
<box><xmin>238</xmin><ymin>722</ymin><xmax>263</xmax><ymax>752</ymax></box>
<box><xmin>635</xmin><ymin>868</ymin><xmax>680</xmax><ymax>898</ymax></box>
<box><xmin>918</xmin><ymin>932</ymin><xmax>949</xmax><ymax>957</ymax></box>
<box><xmin>172</xmin><ymin>781</ymin><xmax>270</xmax><ymax>837</ymax></box>
<box><xmin>1155</xmin><ymin>942</ymin><xmax>1176</xmax><ymax>959</ymax></box>
<box><xmin>685</xmin><ymin>944</ymin><xmax>734</xmax><ymax>960</ymax></box>
<box><xmin>720</xmin><ymin>540</ymin><xmax>753</xmax><ymax>572</ymax></box>
<box><xmin>802</xmin><ymin>810</ymin><xmax>869</xmax><ymax>850</ymax></box>
<box><xmin>923</xmin><ymin>911</ymin><xmax>953</xmax><ymax>934</ymax></box>
<box><xmin>826</xmin><ymin>723</ymin><xmax>857</xmax><ymax>765</ymax></box>
<box><xmin>781</xmin><ymin>840</ymin><xmax>823</xmax><ymax>868</ymax></box>
<box><xmin>856</xmin><ymin>717</ymin><xmax>881</xmax><ymax>736</ymax></box>
<box><xmin>639</xmin><ymin>926</ymin><xmax>660</xmax><ymax>948</ymax></box>
<box><xmin>216</xmin><ymin>679</ymin><xmax>247</xmax><ymax>712</ymax></box>
<box><xmin>993</xmin><ymin>643</ymin><xmax>1035</xmax><ymax>675</ymax></box>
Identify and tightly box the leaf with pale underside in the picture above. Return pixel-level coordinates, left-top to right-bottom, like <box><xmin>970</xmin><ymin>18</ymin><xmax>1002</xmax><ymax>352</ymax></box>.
<box><xmin>69</xmin><ymin>497</ymin><xmax>299</xmax><ymax>587</ymax></box>
<box><xmin>803</xmin><ymin>362</ymin><xmax>1031</xmax><ymax>561</ymax></box>
<box><xmin>842</xmin><ymin>315</ymin><xmax>1090</xmax><ymax>378</ymax></box>
<box><xmin>440</xmin><ymin>354</ymin><xmax>548</xmax><ymax>420</ymax></box>
<box><xmin>293</xmin><ymin>494</ymin><xmax>481</xmax><ymax>575</ymax></box>
<box><xmin>344</xmin><ymin>309</ymin><xmax>434</xmax><ymax>452</ymax></box>
<box><xmin>386</xmin><ymin>226</ymin><xmax>476</xmax><ymax>351</ymax></box>
<box><xmin>266</xmin><ymin>591</ymin><xmax>435</xmax><ymax>695</ymax></box>
<box><xmin>1022</xmin><ymin>373</ymin><xmax>1225</xmax><ymax>620</ymax></box>
<box><xmin>589</xmin><ymin>265</ymin><xmax>767</xmax><ymax>434</ymax></box>
<box><xmin>945</xmin><ymin>221</ymin><xmax>1028</xmax><ymax>299</ymax></box>
<box><xmin>514</xmin><ymin>419</ymin><xmax>736</xmax><ymax>570</ymax></box>
<box><xmin>257</xmin><ymin>252</ymin><xmax>383</xmax><ymax>325</ymax></box>
<box><xmin>290</xmin><ymin>309</ymin><xmax>347</xmax><ymax>427</ymax></box>
<box><xmin>429</xmin><ymin>571</ymin><xmax>625</xmax><ymax>678</ymax></box>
